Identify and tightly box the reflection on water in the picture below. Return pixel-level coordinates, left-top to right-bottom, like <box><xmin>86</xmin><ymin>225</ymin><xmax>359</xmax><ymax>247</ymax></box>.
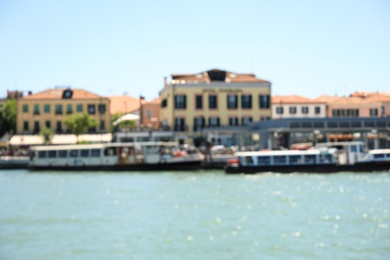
<box><xmin>0</xmin><ymin>170</ymin><xmax>389</xmax><ymax>259</ymax></box>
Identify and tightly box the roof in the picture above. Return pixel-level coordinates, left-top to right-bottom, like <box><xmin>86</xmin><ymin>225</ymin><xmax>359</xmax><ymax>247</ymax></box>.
<box><xmin>170</xmin><ymin>69</ymin><xmax>270</xmax><ymax>84</ymax></box>
<box><xmin>22</xmin><ymin>88</ymin><xmax>105</xmax><ymax>100</ymax></box>
<box><xmin>109</xmin><ymin>95</ymin><xmax>141</xmax><ymax>115</ymax></box>
<box><xmin>145</xmin><ymin>97</ymin><xmax>160</xmax><ymax>105</ymax></box>
<box><xmin>313</xmin><ymin>93</ymin><xmax>390</xmax><ymax>104</ymax></box>
<box><xmin>9</xmin><ymin>133</ymin><xmax>112</xmax><ymax>145</ymax></box>
<box><xmin>272</xmin><ymin>95</ymin><xmax>326</xmax><ymax>104</ymax></box>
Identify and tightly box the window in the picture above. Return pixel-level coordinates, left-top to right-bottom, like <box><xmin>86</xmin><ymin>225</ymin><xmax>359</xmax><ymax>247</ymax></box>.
<box><xmin>259</xmin><ymin>95</ymin><xmax>270</xmax><ymax>109</ymax></box>
<box><xmin>193</xmin><ymin>116</ymin><xmax>205</xmax><ymax>131</ymax></box>
<box><xmin>59</xmin><ymin>150</ymin><xmax>67</xmax><ymax>158</ymax></box>
<box><xmin>48</xmin><ymin>151</ymin><xmax>56</xmax><ymax>158</ymax></box>
<box><xmin>67</xmin><ymin>104</ymin><xmax>73</xmax><ymax>114</ymax></box>
<box><xmin>304</xmin><ymin>155</ymin><xmax>316</xmax><ymax>164</ymax></box>
<box><xmin>55</xmin><ymin>104</ymin><xmax>63</xmax><ymax>115</ymax></box>
<box><xmin>289</xmin><ymin>155</ymin><xmax>301</xmax><ymax>164</ymax></box>
<box><xmin>23</xmin><ymin>104</ymin><xmax>28</xmax><ymax>113</ymax></box>
<box><xmin>276</xmin><ymin>107</ymin><xmax>284</xmax><ymax>114</ymax></box>
<box><xmin>88</xmin><ymin>104</ymin><xmax>96</xmax><ymax>115</ymax></box>
<box><xmin>302</xmin><ymin>106</ymin><xmax>309</xmax><ymax>114</ymax></box>
<box><xmin>76</xmin><ymin>104</ymin><xmax>83</xmax><ymax>112</ymax></box>
<box><xmin>208</xmin><ymin>117</ymin><xmax>220</xmax><ymax>127</ymax></box>
<box><xmin>174</xmin><ymin>95</ymin><xmax>186</xmax><ymax>109</ymax></box>
<box><xmin>80</xmin><ymin>150</ymin><xmax>89</xmax><ymax>157</ymax></box>
<box><xmin>23</xmin><ymin>121</ymin><xmax>29</xmax><ymax>131</ymax></box>
<box><xmin>227</xmin><ymin>94</ymin><xmax>238</xmax><ymax>109</ymax></box>
<box><xmin>209</xmin><ymin>95</ymin><xmax>217</xmax><ymax>109</ymax></box>
<box><xmin>370</xmin><ymin>108</ymin><xmax>378</xmax><ymax>117</ymax></box>
<box><xmin>100</xmin><ymin>120</ymin><xmax>105</xmax><ymax>130</ymax></box>
<box><xmin>38</xmin><ymin>151</ymin><xmax>46</xmax><ymax>158</ymax></box>
<box><xmin>161</xmin><ymin>99</ymin><xmax>168</xmax><ymax>108</ymax></box>
<box><xmin>98</xmin><ymin>104</ymin><xmax>106</xmax><ymax>114</ymax></box>
<box><xmin>45</xmin><ymin>121</ymin><xmax>51</xmax><ymax>128</ymax></box>
<box><xmin>195</xmin><ymin>95</ymin><xmax>203</xmax><ymax>109</ymax></box>
<box><xmin>146</xmin><ymin>109</ymin><xmax>152</xmax><ymax>119</ymax></box>
<box><xmin>241</xmin><ymin>95</ymin><xmax>252</xmax><ymax>109</ymax></box>
<box><xmin>289</xmin><ymin>107</ymin><xmax>297</xmax><ymax>114</ymax></box>
<box><xmin>257</xmin><ymin>156</ymin><xmax>270</xmax><ymax>165</ymax></box>
<box><xmin>69</xmin><ymin>150</ymin><xmax>78</xmax><ymax>158</ymax></box>
<box><xmin>91</xmin><ymin>149</ymin><xmax>101</xmax><ymax>157</ymax></box>
<box><xmin>229</xmin><ymin>117</ymin><xmax>239</xmax><ymax>126</ymax></box>
<box><xmin>57</xmin><ymin>121</ymin><xmax>62</xmax><ymax>133</ymax></box>
<box><xmin>33</xmin><ymin>104</ymin><xmax>40</xmax><ymax>115</ymax></box>
<box><xmin>241</xmin><ymin>117</ymin><xmax>252</xmax><ymax>126</ymax></box>
<box><xmin>315</xmin><ymin>106</ymin><xmax>321</xmax><ymax>114</ymax></box>
<box><xmin>274</xmin><ymin>156</ymin><xmax>286</xmax><ymax>164</ymax></box>
<box><xmin>44</xmin><ymin>104</ymin><xmax>50</xmax><ymax>113</ymax></box>
<box><xmin>33</xmin><ymin>121</ymin><xmax>40</xmax><ymax>133</ymax></box>
<box><xmin>174</xmin><ymin>118</ymin><xmax>185</xmax><ymax>131</ymax></box>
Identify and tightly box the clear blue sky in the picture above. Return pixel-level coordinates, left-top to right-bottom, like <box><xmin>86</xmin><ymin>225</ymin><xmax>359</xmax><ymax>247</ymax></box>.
<box><xmin>1</xmin><ymin>0</ymin><xmax>389</xmax><ymax>100</ymax></box>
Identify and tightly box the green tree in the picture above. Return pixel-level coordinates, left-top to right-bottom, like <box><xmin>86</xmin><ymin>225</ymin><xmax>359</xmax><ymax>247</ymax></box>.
<box><xmin>64</xmin><ymin>113</ymin><xmax>98</xmax><ymax>143</ymax></box>
<box><xmin>0</xmin><ymin>98</ymin><xmax>16</xmax><ymax>137</ymax></box>
<box><xmin>39</xmin><ymin>127</ymin><xmax>55</xmax><ymax>144</ymax></box>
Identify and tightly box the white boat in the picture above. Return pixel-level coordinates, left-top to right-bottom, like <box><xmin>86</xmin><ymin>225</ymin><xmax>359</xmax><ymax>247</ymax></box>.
<box><xmin>29</xmin><ymin>142</ymin><xmax>204</xmax><ymax>171</ymax></box>
<box><xmin>225</xmin><ymin>142</ymin><xmax>390</xmax><ymax>174</ymax></box>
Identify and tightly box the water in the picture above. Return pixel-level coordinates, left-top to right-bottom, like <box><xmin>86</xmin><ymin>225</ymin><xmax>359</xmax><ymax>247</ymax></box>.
<box><xmin>0</xmin><ymin>170</ymin><xmax>389</xmax><ymax>259</ymax></box>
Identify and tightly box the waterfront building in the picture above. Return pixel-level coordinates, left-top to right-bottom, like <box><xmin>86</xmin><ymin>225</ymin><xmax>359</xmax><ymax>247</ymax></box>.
<box><xmin>159</xmin><ymin>68</ymin><xmax>271</xmax><ymax>145</ymax></box>
<box><xmin>272</xmin><ymin>95</ymin><xmax>327</xmax><ymax>119</ymax></box>
<box><xmin>140</xmin><ymin>98</ymin><xmax>160</xmax><ymax>130</ymax></box>
<box><xmin>315</xmin><ymin>92</ymin><xmax>390</xmax><ymax>118</ymax></box>
<box><xmin>16</xmin><ymin>87</ymin><xmax>111</xmax><ymax>134</ymax></box>
<box><xmin>241</xmin><ymin>117</ymin><xmax>390</xmax><ymax>150</ymax></box>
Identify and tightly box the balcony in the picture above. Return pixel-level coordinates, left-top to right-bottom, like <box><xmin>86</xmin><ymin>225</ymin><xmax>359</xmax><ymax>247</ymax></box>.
<box><xmin>33</xmin><ymin>111</ymin><xmax>40</xmax><ymax>115</ymax></box>
<box><xmin>55</xmin><ymin>110</ymin><xmax>63</xmax><ymax>115</ymax></box>
<box><xmin>174</xmin><ymin>125</ymin><xmax>187</xmax><ymax>132</ymax></box>
<box><xmin>66</xmin><ymin>110</ymin><xmax>73</xmax><ymax>115</ymax></box>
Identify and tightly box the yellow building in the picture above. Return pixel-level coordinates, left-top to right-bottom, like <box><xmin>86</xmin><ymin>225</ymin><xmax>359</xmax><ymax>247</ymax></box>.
<box><xmin>159</xmin><ymin>69</ymin><xmax>271</xmax><ymax>145</ymax></box>
<box><xmin>16</xmin><ymin>88</ymin><xmax>111</xmax><ymax>134</ymax></box>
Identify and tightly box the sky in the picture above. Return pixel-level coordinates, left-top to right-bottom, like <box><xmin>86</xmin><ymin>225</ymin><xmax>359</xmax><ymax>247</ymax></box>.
<box><xmin>0</xmin><ymin>0</ymin><xmax>389</xmax><ymax>101</ymax></box>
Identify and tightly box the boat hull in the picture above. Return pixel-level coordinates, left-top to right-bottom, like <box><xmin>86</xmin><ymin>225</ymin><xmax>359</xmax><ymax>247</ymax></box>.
<box><xmin>225</xmin><ymin>161</ymin><xmax>390</xmax><ymax>174</ymax></box>
<box><xmin>29</xmin><ymin>160</ymin><xmax>202</xmax><ymax>172</ymax></box>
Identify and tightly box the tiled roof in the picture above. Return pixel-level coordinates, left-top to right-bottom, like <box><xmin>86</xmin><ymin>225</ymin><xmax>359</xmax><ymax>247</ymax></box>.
<box><xmin>314</xmin><ymin>93</ymin><xmax>390</xmax><ymax>104</ymax></box>
<box><xmin>272</xmin><ymin>95</ymin><xmax>325</xmax><ymax>104</ymax></box>
<box><xmin>145</xmin><ymin>97</ymin><xmax>160</xmax><ymax>105</ymax></box>
<box><xmin>23</xmin><ymin>88</ymin><xmax>104</xmax><ymax>100</ymax></box>
<box><xmin>170</xmin><ymin>69</ymin><xmax>270</xmax><ymax>84</ymax></box>
<box><xmin>109</xmin><ymin>95</ymin><xmax>140</xmax><ymax>115</ymax></box>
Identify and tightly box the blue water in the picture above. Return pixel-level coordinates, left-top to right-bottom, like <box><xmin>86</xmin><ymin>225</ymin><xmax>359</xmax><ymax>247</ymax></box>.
<box><xmin>0</xmin><ymin>170</ymin><xmax>389</xmax><ymax>259</ymax></box>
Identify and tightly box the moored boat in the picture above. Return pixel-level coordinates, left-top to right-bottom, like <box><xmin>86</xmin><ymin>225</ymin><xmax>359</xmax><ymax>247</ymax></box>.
<box><xmin>225</xmin><ymin>142</ymin><xmax>390</xmax><ymax>174</ymax></box>
<box><xmin>29</xmin><ymin>142</ymin><xmax>204</xmax><ymax>171</ymax></box>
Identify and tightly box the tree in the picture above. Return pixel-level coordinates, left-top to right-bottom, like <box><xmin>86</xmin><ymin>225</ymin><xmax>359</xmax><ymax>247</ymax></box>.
<box><xmin>64</xmin><ymin>113</ymin><xmax>98</xmax><ymax>143</ymax></box>
<box><xmin>0</xmin><ymin>98</ymin><xmax>16</xmax><ymax>137</ymax></box>
<box><xmin>39</xmin><ymin>127</ymin><xmax>55</xmax><ymax>144</ymax></box>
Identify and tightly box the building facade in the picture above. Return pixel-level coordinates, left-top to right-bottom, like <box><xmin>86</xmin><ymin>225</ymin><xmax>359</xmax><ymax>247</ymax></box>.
<box><xmin>315</xmin><ymin>92</ymin><xmax>390</xmax><ymax>118</ymax></box>
<box><xmin>159</xmin><ymin>69</ymin><xmax>271</xmax><ymax>145</ymax></box>
<box><xmin>17</xmin><ymin>88</ymin><xmax>111</xmax><ymax>134</ymax></box>
<box><xmin>272</xmin><ymin>95</ymin><xmax>327</xmax><ymax>119</ymax></box>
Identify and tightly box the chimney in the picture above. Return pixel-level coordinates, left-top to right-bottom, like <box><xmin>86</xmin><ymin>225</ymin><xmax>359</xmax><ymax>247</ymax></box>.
<box><xmin>28</xmin><ymin>91</ymin><xmax>32</xmax><ymax>96</ymax></box>
<box><xmin>164</xmin><ymin>77</ymin><xmax>167</xmax><ymax>87</ymax></box>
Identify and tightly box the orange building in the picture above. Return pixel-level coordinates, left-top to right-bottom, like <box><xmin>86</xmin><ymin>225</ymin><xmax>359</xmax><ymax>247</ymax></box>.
<box><xmin>140</xmin><ymin>98</ymin><xmax>160</xmax><ymax>129</ymax></box>
<box><xmin>16</xmin><ymin>87</ymin><xmax>110</xmax><ymax>134</ymax></box>
<box><xmin>315</xmin><ymin>92</ymin><xmax>390</xmax><ymax>118</ymax></box>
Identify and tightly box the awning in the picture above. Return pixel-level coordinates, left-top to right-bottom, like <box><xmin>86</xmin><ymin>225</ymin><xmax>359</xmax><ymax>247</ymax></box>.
<box><xmin>113</xmin><ymin>113</ymin><xmax>140</xmax><ymax>126</ymax></box>
<box><xmin>9</xmin><ymin>133</ymin><xmax>113</xmax><ymax>146</ymax></box>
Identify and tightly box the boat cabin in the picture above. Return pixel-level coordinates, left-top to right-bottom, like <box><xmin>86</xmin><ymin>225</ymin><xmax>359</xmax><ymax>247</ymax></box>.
<box><xmin>236</xmin><ymin>149</ymin><xmax>338</xmax><ymax>167</ymax></box>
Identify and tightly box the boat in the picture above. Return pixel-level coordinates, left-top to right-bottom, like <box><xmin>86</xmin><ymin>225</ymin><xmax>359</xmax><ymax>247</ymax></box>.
<box><xmin>28</xmin><ymin>142</ymin><xmax>204</xmax><ymax>171</ymax></box>
<box><xmin>0</xmin><ymin>156</ymin><xmax>29</xmax><ymax>169</ymax></box>
<box><xmin>225</xmin><ymin>142</ymin><xmax>390</xmax><ymax>174</ymax></box>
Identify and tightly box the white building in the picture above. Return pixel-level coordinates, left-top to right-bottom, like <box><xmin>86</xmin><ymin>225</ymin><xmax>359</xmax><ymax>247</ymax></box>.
<box><xmin>272</xmin><ymin>95</ymin><xmax>327</xmax><ymax>119</ymax></box>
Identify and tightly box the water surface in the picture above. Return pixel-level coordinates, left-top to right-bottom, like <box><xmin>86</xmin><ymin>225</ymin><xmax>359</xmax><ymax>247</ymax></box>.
<box><xmin>0</xmin><ymin>170</ymin><xmax>389</xmax><ymax>259</ymax></box>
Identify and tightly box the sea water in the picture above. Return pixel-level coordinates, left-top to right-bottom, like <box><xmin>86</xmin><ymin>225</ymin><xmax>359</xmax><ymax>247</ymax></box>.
<box><xmin>0</xmin><ymin>170</ymin><xmax>389</xmax><ymax>259</ymax></box>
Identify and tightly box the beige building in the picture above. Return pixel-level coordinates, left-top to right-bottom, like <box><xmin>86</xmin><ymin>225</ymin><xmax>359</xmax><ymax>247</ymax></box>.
<box><xmin>272</xmin><ymin>95</ymin><xmax>327</xmax><ymax>119</ymax></box>
<box><xmin>17</xmin><ymin>87</ymin><xmax>111</xmax><ymax>134</ymax></box>
<box><xmin>159</xmin><ymin>68</ymin><xmax>271</xmax><ymax>145</ymax></box>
